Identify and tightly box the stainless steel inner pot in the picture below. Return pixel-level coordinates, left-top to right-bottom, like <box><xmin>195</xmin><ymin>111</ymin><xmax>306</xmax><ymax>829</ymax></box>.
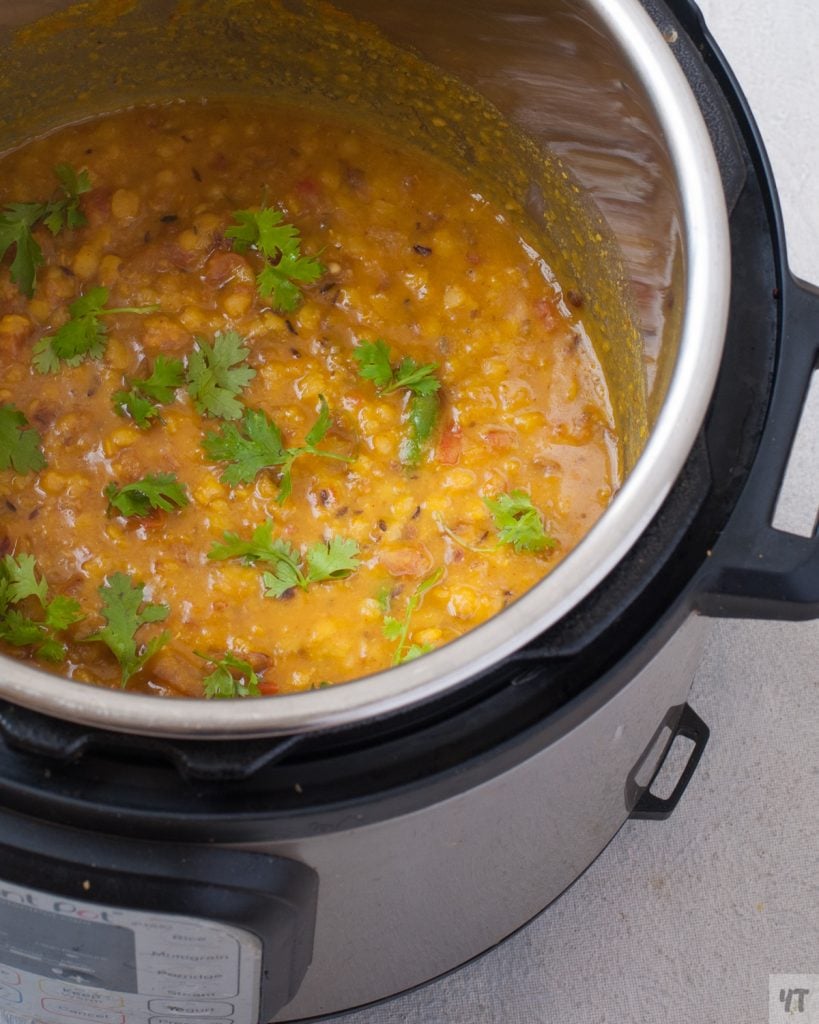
<box><xmin>0</xmin><ymin>0</ymin><xmax>729</xmax><ymax>737</ymax></box>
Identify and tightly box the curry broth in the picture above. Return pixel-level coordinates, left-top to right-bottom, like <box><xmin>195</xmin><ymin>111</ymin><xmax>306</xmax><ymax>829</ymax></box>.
<box><xmin>0</xmin><ymin>100</ymin><xmax>618</xmax><ymax>697</ymax></box>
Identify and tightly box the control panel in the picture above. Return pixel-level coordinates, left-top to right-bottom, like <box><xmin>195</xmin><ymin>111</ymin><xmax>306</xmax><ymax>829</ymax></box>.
<box><xmin>0</xmin><ymin>811</ymin><xmax>318</xmax><ymax>1024</ymax></box>
<box><xmin>0</xmin><ymin>880</ymin><xmax>262</xmax><ymax>1024</ymax></box>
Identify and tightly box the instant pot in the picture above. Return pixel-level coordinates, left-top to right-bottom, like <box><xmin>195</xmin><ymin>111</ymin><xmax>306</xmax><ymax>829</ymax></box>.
<box><xmin>0</xmin><ymin>1</ymin><xmax>817</xmax><ymax>1022</ymax></box>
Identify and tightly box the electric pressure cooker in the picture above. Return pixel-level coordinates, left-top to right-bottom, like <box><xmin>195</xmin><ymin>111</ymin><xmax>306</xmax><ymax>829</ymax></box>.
<box><xmin>0</xmin><ymin>1</ymin><xmax>817</xmax><ymax>1022</ymax></box>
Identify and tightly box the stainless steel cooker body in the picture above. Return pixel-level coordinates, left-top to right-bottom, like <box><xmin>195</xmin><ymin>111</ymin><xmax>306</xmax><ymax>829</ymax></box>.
<box><xmin>256</xmin><ymin>616</ymin><xmax>708</xmax><ymax>1019</ymax></box>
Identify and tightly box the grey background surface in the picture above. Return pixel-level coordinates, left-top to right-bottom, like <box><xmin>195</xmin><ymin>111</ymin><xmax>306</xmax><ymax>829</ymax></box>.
<box><xmin>329</xmin><ymin>2</ymin><xmax>819</xmax><ymax>1022</ymax></box>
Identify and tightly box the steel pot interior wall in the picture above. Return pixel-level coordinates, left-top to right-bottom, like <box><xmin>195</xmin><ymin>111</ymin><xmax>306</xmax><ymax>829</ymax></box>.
<box><xmin>0</xmin><ymin>0</ymin><xmax>650</xmax><ymax>456</ymax></box>
<box><xmin>0</xmin><ymin>0</ymin><xmax>729</xmax><ymax>736</ymax></box>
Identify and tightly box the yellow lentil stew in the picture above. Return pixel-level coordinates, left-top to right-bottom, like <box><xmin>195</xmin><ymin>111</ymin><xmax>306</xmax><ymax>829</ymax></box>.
<box><xmin>0</xmin><ymin>100</ymin><xmax>619</xmax><ymax>699</ymax></box>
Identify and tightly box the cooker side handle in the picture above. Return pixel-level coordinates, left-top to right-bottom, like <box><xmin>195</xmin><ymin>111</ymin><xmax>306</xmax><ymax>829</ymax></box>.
<box><xmin>696</xmin><ymin>273</ymin><xmax>819</xmax><ymax>620</ymax></box>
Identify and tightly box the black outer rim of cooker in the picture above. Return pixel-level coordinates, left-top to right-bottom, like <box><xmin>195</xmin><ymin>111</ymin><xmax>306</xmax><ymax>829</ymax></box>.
<box><xmin>0</xmin><ymin>0</ymin><xmax>786</xmax><ymax>839</ymax></box>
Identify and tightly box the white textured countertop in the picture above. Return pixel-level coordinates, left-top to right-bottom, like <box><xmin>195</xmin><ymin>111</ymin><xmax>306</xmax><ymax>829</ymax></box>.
<box><xmin>330</xmin><ymin>2</ymin><xmax>819</xmax><ymax>1022</ymax></box>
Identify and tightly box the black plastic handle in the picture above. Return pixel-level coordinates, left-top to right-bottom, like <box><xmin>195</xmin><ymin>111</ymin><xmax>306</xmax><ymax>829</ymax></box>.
<box><xmin>628</xmin><ymin>703</ymin><xmax>710</xmax><ymax>820</ymax></box>
<box><xmin>697</xmin><ymin>274</ymin><xmax>819</xmax><ymax>620</ymax></box>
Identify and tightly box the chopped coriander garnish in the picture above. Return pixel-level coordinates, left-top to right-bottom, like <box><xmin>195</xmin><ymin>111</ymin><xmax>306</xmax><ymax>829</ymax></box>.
<box><xmin>0</xmin><ymin>205</ymin><xmax>45</xmax><ymax>302</ymax></box>
<box><xmin>262</xmin><ymin>536</ymin><xmax>361</xmax><ymax>598</ymax></box>
<box><xmin>186</xmin><ymin>330</ymin><xmax>256</xmax><ymax>420</ymax></box>
<box><xmin>208</xmin><ymin>520</ymin><xmax>360</xmax><ymax>598</ymax></box>
<box><xmin>105</xmin><ymin>473</ymin><xmax>190</xmax><ymax>518</ymax></box>
<box><xmin>353</xmin><ymin>339</ymin><xmax>441</xmax><ymax>466</ymax></box>
<box><xmin>202</xmin><ymin>396</ymin><xmax>353</xmax><ymax>503</ymax></box>
<box><xmin>208</xmin><ymin>519</ymin><xmax>293</xmax><ymax>566</ymax></box>
<box><xmin>0</xmin><ymin>163</ymin><xmax>91</xmax><ymax>297</ymax></box>
<box><xmin>196</xmin><ymin>650</ymin><xmax>260</xmax><ymax>699</ymax></box>
<box><xmin>113</xmin><ymin>355</ymin><xmax>185</xmax><ymax>428</ymax></box>
<box><xmin>0</xmin><ymin>404</ymin><xmax>46</xmax><ymax>475</ymax></box>
<box><xmin>303</xmin><ymin>536</ymin><xmax>360</xmax><ymax>585</ymax></box>
<box><xmin>226</xmin><ymin>206</ymin><xmax>324</xmax><ymax>313</ymax></box>
<box><xmin>483</xmin><ymin>491</ymin><xmax>556</xmax><ymax>553</ymax></box>
<box><xmin>1</xmin><ymin>553</ymin><xmax>47</xmax><ymax>606</ymax></box>
<box><xmin>33</xmin><ymin>286</ymin><xmax>159</xmax><ymax>374</ymax></box>
<box><xmin>381</xmin><ymin>567</ymin><xmax>444</xmax><ymax>665</ymax></box>
<box><xmin>353</xmin><ymin>339</ymin><xmax>440</xmax><ymax>396</ymax></box>
<box><xmin>44</xmin><ymin>164</ymin><xmax>92</xmax><ymax>234</ymax></box>
<box><xmin>0</xmin><ymin>553</ymin><xmax>84</xmax><ymax>663</ymax></box>
<box><xmin>84</xmin><ymin>573</ymin><xmax>169</xmax><ymax>687</ymax></box>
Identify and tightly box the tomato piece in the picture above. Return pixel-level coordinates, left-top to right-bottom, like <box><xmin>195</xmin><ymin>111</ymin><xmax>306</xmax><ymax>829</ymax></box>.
<box><xmin>437</xmin><ymin>424</ymin><xmax>462</xmax><ymax>465</ymax></box>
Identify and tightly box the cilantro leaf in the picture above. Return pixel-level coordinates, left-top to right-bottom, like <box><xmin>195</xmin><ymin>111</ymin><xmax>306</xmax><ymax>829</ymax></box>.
<box><xmin>261</xmin><ymin>552</ymin><xmax>304</xmax><ymax>599</ymax></box>
<box><xmin>209</xmin><ymin>520</ymin><xmax>359</xmax><ymax>598</ymax></box>
<box><xmin>85</xmin><ymin>572</ymin><xmax>170</xmax><ymax>687</ymax></box>
<box><xmin>353</xmin><ymin>339</ymin><xmax>440</xmax><ymax>397</ymax></box>
<box><xmin>353</xmin><ymin>339</ymin><xmax>394</xmax><ymax>389</ymax></box>
<box><xmin>381</xmin><ymin>567</ymin><xmax>444</xmax><ymax>665</ymax></box>
<box><xmin>305</xmin><ymin>536</ymin><xmax>360</xmax><ymax>584</ymax></box>
<box><xmin>260</xmin><ymin>534</ymin><xmax>360</xmax><ymax>597</ymax></box>
<box><xmin>403</xmin><ymin>642</ymin><xmax>433</xmax><ymax>662</ymax></box>
<box><xmin>196</xmin><ymin>650</ymin><xmax>260</xmax><ymax>699</ymax></box>
<box><xmin>114</xmin><ymin>355</ymin><xmax>185</xmax><ymax>428</ymax></box>
<box><xmin>44</xmin><ymin>594</ymin><xmax>84</xmax><ymax>631</ymax></box>
<box><xmin>139</xmin><ymin>355</ymin><xmax>186</xmax><ymax>403</ymax></box>
<box><xmin>44</xmin><ymin>163</ymin><xmax>92</xmax><ymax>233</ymax></box>
<box><xmin>34</xmin><ymin>286</ymin><xmax>159</xmax><ymax>374</ymax></box>
<box><xmin>36</xmin><ymin>287</ymin><xmax>108</xmax><ymax>370</ymax></box>
<box><xmin>208</xmin><ymin>520</ymin><xmax>293</xmax><ymax>566</ymax></box>
<box><xmin>105</xmin><ymin>473</ymin><xmax>190</xmax><ymax>518</ymax></box>
<box><xmin>484</xmin><ymin>491</ymin><xmax>556</xmax><ymax>553</ymax></box>
<box><xmin>258</xmin><ymin>246</ymin><xmax>324</xmax><ymax>314</ymax></box>
<box><xmin>393</xmin><ymin>356</ymin><xmax>441</xmax><ymax>397</ymax></box>
<box><xmin>186</xmin><ymin>330</ymin><xmax>256</xmax><ymax>420</ymax></box>
<box><xmin>226</xmin><ymin>207</ymin><xmax>298</xmax><ymax>255</ymax></box>
<box><xmin>2</xmin><ymin>553</ymin><xmax>47</xmax><ymax>606</ymax></box>
<box><xmin>0</xmin><ymin>205</ymin><xmax>46</xmax><ymax>299</ymax></box>
<box><xmin>202</xmin><ymin>399</ymin><xmax>352</xmax><ymax>501</ymax></box>
<box><xmin>203</xmin><ymin>408</ymin><xmax>285</xmax><ymax>487</ymax></box>
<box><xmin>0</xmin><ymin>165</ymin><xmax>91</xmax><ymax>297</ymax></box>
<box><xmin>0</xmin><ymin>609</ymin><xmax>53</xmax><ymax>656</ymax></box>
<box><xmin>226</xmin><ymin>206</ymin><xmax>324</xmax><ymax>313</ymax></box>
<box><xmin>0</xmin><ymin>553</ymin><xmax>84</xmax><ymax>662</ymax></box>
<box><xmin>382</xmin><ymin>615</ymin><xmax>404</xmax><ymax>642</ymax></box>
<box><xmin>353</xmin><ymin>339</ymin><xmax>441</xmax><ymax>465</ymax></box>
<box><xmin>112</xmin><ymin>389</ymin><xmax>159</xmax><ymax>429</ymax></box>
<box><xmin>0</xmin><ymin>405</ymin><xmax>47</xmax><ymax>475</ymax></box>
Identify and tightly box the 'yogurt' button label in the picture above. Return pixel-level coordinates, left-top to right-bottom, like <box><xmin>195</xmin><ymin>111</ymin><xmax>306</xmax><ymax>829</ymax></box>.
<box><xmin>148</xmin><ymin>1001</ymin><xmax>235</xmax><ymax>1017</ymax></box>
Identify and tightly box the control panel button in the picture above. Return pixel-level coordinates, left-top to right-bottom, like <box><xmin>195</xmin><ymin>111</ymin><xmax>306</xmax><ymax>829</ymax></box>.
<box><xmin>148</xmin><ymin>1001</ymin><xmax>234</xmax><ymax>1017</ymax></box>
<box><xmin>0</xmin><ymin>967</ymin><xmax>21</xmax><ymax>986</ymax></box>
<box><xmin>149</xmin><ymin>1018</ymin><xmax>233</xmax><ymax>1024</ymax></box>
<box><xmin>38</xmin><ymin>983</ymin><xmax>122</xmax><ymax>1008</ymax></box>
<box><xmin>0</xmin><ymin>981</ymin><xmax>23</xmax><ymax>1004</ymax></box>
<box><xmin>40</xmin><ymin>1000</ymin><xmax>125</xmax><ymax>1023</ymax></box>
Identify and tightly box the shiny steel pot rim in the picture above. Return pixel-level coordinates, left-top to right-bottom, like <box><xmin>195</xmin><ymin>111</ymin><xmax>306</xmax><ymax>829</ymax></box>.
<box><xmin>0</xmin><ymin>0</ymin><xmax>731</xmax><ymax>738</ymax></box>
